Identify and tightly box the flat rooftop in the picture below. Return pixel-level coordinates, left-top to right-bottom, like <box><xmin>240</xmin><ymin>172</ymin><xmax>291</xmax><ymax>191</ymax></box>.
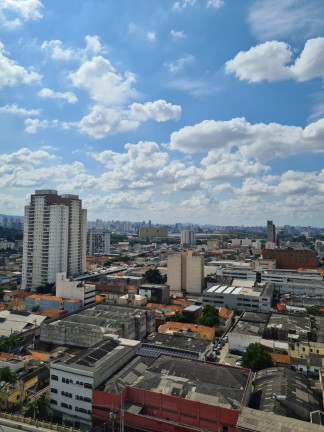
<box><xmin>267</xmin><ymin>314</ymin><xmax>310</xmax><ymax>335</ymax></box>
<box><xmin>52</xmin><ymin>339</ymin><xmax>133</xmax><ymax>372</ymax></box>
<box><xmin>131</xmin><ymin>355</ymin><xmax>250</xmax><ymax>410</ymax></box>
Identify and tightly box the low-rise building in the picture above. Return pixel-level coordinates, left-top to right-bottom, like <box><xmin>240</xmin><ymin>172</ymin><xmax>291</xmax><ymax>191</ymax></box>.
<box><xmin>56</xmin><ymin>272</ymin><xmax>96</xmax><ymax>307</ymax></box>
<box><xmin>139</xmin><ymin>283</ymin><xmax>170</xmax><ymax>304</ymax></box>
<box><xmin>158</xmin><ymin>321</ymin><xmax>215</xmax><ymax>342</ymax></box>
<box><xmin>49</xmin><ymin>338</ymin><xmax>139</xmax><ymax>429</ymax></box>
<box><xmin>203</xmin><ymin>281</ymin><xmax>273</xmax><ymax>312</ymax></box>
<box><xmin>93</xmin><ymin>355</ymin><xmax>252</xmax><ymax>432</ymax></box>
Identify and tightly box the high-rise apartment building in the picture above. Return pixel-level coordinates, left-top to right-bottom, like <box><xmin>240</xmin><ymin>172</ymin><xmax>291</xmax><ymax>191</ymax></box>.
<box><xmin>267</xmin><ymin>220</ymin><xmax>276</xmax><ymax>243</ymax></box>
<box><xmin>180</xmin><ymin>229</ymin><xmax>196</xmax><ymax>246</ymax></box>
<box><xmin>87</xmin><ymin>228</ymin><xmax>110</xmax><ymax>255</ymax></box>
<box><xmin>167</xmin><ymin>249</ymin><xmax>204</xmax><ymax>294</ymax></box>
<box><xmin>22</xmin><ymin>190</ymin><xmax>87</xmax><ymax>291</ymax></box>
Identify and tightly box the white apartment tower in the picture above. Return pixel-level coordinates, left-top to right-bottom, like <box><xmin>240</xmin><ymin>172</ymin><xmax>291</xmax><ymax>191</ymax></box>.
<box><xmin>22</xmin><ymin>190</ymin><xmax>87</xmax><ymax>291</ymax></box>
<box><xmin>86</xmin><ymin>228</ymin><xmax>110</xmax><ymax>255</ymax></box>
<box><xmin>180</xmin><ymin>229</ymin><xmax>196</xmax><ymax>246</ymax></box>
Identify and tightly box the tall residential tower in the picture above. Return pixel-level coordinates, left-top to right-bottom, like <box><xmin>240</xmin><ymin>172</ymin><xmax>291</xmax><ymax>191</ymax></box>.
<box><xmin>22</xmin><ymin>190</ymin><xmax>87</xmax><ymax>291</ymax></box>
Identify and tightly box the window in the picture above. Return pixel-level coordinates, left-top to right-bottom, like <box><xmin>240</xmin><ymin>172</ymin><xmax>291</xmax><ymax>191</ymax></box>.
<box><xmin>76</xmin><ymin>395</ymin><xmax>79</xmax><ymax>400</ymax></box>
<box><xmin>223</xmin><ymin>427</ymin><xmax>228</xmax><ymax>432</ymax></box>
<box><xmin>84</xmin><ymin>397</ymin><xmax>92</xmax><ymax>403</ymax></box>
<box><xmin>61</xmin><ymin>391</ymin><xmax>64</xmax><ymax>396</ymax></box>
<box><xmin>51</xmin><ymin>388</ymin><xmax>58</xmax><ymax>394</ymax></box>
<box><xmin>51</xmin><ymin>375</ymin><xmax>58</xmax><ymax>381</ymax></box>
<box><xmin>62</xmin><ymin>378</ymin><xmax>66</xmax><ymax>383</ymax></box>
<box><xmin>75</xmin><ymin>407</ymin><xmax>79</xmax><ymax>412</ymax></box>
<box><xmin>84</xmin><ymin>383</ymin><xmax>92</xmax><ymax>389</ymax></box>
<box><xmin>61</xmin><ymin>403</ymin><xmax>68</xmax><ymax>408</ymax></box>
<box><xmin>302</xmin><ymin>348</ymin><xmax>305</xmax><ymax>352</ymax></box>
<box><xmin>16</xmin><ymin>395</ymin><xmax>20</xmax><ymax>400</ymax></box>
<box><xmin>50</xmin><ymin>400</ymin><xmax>57</xmax><ymax>405</ymax></box>
<box><xmin>69</xmin><ymin>393</ymin><xmax>72</xmax><ymax>398</ymax></box>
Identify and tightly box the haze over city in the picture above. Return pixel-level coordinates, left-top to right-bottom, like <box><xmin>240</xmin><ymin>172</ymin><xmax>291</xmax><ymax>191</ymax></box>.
<box><xmin>1</xmin><ymin>0</ymin><xmax>324</xmax><ymax>225</ymax></box>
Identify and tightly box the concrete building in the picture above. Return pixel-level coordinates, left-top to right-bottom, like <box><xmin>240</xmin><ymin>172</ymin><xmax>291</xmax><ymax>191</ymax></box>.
<box><xmin>86</xmin><ymin>228</ymin><xmax>110</xmax><ymax>255</ymax></box>
<box><xmin>40</xmin><ymin>303</ymin><xmax>155</xmax><ymax>347</ymax></box>
<box><xmin>203</xmin><ymin>281</ymin><xmax>273</xmax><ymax>312</ymax></box>
<box><xmin>180</xmin><ymin>229</ymin><xmax>195</xmax><ymax>246</ymax></box>
<box><xmin>93</xmin><ymin>355</ymin><xmax>252</xmax><ymax>432</ymax></box>
<box><xmin>167</xmin><ymin>250</ymin><xmax>204</xmax><ymax>294</ymax></box>
<box><xmin>262</xmin><ymin>248</ymin><xmax>317</xmax><ymax>270</ymax></box>
<box><xmin>56</xmin><ymin>272</ymin><xmax>96</xmax><ymax>307</ymax></box>
<box><xmin>139</xmin><ymin>227</ymin><xmax>168</xmax><ymax>238</ymax></box>
<box><xmin>267</xmin><ymin>220</ymin><xmax>276</xmax><ymax>243</ymax></box>
<box><xmin>139</xmin><ymin>283</ymin><xmax>170</xmax><ymax>304</ymax></box>
<box><xmin>49</xmin><ymin>338</ymin><xmax>139</xmax><ymax>429</ymax></box>
<box><xmin>22</xmin><ymin>190</ymin><xmax>87</xmax><ymax>291</ymax></box>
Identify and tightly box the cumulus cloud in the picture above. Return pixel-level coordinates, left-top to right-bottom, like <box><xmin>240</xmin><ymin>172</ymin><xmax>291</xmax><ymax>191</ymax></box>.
<box><xmin>78</xmin><ymin>100</ymin><xmax>181</xmax><ymax>139</ymax></box>
<box><xmin>69</xmin><ymin>56</ymin><xmax>138</xmax><ymax>106</ymax></box>
<box><xmin>165</xmin><ymin>55</ymin><xmax>195</xmax><ymax>73</ymax></box>
<box><xmin>0</xmin><ymin>42</ymin><xmax>41</xmax><ymax>89</ymax></box>
<box><xmin>173</xmin><ymin>0</ymin><xmax>196</xmax><ymax>10</ymax></box>
<box><xmin>169</xmin><ymin>116</ymin><xmax>324</xmax><ymax>161</ymax></box>
<box><xmin>38</xmin><ymin>88</ymin><xmax>78</xmax><ymax>104</ymax></box>
<box><xmin>0</xmin><ymin>0</ymin><xmax>44</xmax><ymax>29</ymax></box>
<box><xmin>41</xmin><ymin>35</ymin><xmax>104</xmax><ymax>61</ymax></box>
<box><xmin>0</xmin><ymin>104</ymin><xmax>40</xmax><ymax>116</ymax></box>
<box><xmin>129</xmin><ymin>100</ymin><xmax>181</xmax><ymax>122</ymax></box>
<box><xmin>24</xmin><ymin>118</ymin><xmax>48</xmax><ymax>134</ymax></box>
<box><xmin>0</xmin><ymin>148</ymin><xmax>55</xmax><ymax>165</ymax></box>
<box><xmin>225</xmin><ymin>38</ymin><xmax>324</xmax><ymax>83</ymax></box>
<box><xmin>248</xmin><ymin>0</ymin><xmax>324</xmax><ymax>41</ymax></box>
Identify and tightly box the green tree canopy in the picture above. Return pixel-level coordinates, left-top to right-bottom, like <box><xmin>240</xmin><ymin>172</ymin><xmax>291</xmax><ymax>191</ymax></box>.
<box><xmin>196</xmin><ymin>305</ymin><xmax>219</xmax><ymax>327</ymax></box>
<box><xmin>0</xmin><ymin>366</ymin><xmax>17</xmax><ymax>383</ymax></box>
<box><xmin>241</xmin><ymin>343</ymin><xmax>273</xmax><ymax>372</ymax></box>
<box><xmin>145</xmin><ymin>269</ymin><xmax>164</xmax><ymax>284</ymax></box>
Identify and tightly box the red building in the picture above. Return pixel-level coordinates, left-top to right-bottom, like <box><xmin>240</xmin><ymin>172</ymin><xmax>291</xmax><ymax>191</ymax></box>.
<box><xmin>262</xmin><ymin>249</ymin><xmax>316</xmax><ymax>270</ymax></box>
<box><xmin>92</xmin><ymin>355</ymin><xmax>252</xmax><ymax>432</ymax></box>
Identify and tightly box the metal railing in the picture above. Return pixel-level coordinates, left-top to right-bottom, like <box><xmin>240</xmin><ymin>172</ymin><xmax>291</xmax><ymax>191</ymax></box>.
<box><xmin>0</xmin><ymin>411</ymin><xmax>81</xmax><ymax>432</ymax></box>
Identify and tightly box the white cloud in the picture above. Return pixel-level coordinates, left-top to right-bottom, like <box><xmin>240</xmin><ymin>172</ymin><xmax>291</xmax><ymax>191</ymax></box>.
<box><xmin>165</xmin><ymin>55</ymin><xmax>195</xmax><ymax>73</ymax></box>
<box><xmin>38</xmin><ymin>88</ymin><xmax>78</xmax><ymax>104</ymax></box>
<box><xmin>173</xmin><ymin>0</ymin><xmax>196</xmax><ymax>10</ymax></box>
<box><xmin>24</xmin><ymin>118</ymin><xmax>48</xmax><ymax>134</ymax></box>
<box><xmin>248</xmin><ymin>0</ymin><xmax>324</xmax><ymax>41</ymax></box>
<box><xmin>170</xmin><ymin>30</ymin><xmax>186</xmax><ymax>39</ymax></box>
<box><xmin>129</xmin><ymin>100</ymin><xmax>181</xmax><ymax>122</ymax></box>
<box><xmin>69</xmin><ymin>56</ymin><xmax>138</xmax><ymax>106</ymax></box>
<box><xmin>0</xmin><ymin>148</ymin><xmax>55</xmax><ymax>165</ymax></box>
<box><xmin>0</xmin><ymin>104</ymin><xmax>40</xmax><ymax>116</ymax></box>
<box><xmin>169</xmin><ymin>116</ymin><xmax>324</xmax><ymax>161</ymax></box>
<box><xmin>206</xmin><ymin>0</ymin><xmax>224</xmax><ymax>8</ymax></box>
<box><xmin>0</xmin><ymin>0</ymin><xmax>43</xmax><ymax>29</ymax></box>
<box><xmin>147</xmin><ymin>32</ymin><xmax>156</xmax><ymax>42</ymax></box>
<box><xmin>78</xmin><ymin>105</ymin><xmax>139</xmax><ymax>139</ymax></box>
<box><xmin>226</xmin><ymin>38</ymin><xmax>324</xmax><ymax>83</ymax></box>
<box><xmin>41</xmin><ymin>35</ymin><xmax>105</xmax><ymax>61</ymax></box>
<box><xmin>0</xmin><ymin>42</ymin><xmax>41</xmax><ymax>89</ymax></box>
<box><xmin>78</xmin><ymin>100</ymin><xmax>181</xmax><ymax>139</ymax></box>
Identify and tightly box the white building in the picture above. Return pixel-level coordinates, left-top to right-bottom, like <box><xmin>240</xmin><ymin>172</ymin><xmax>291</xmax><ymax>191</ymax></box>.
<box><xmin>56</xmin><ymin>272</ymin><xmax>96</xmax><ymax>307</ymax></box>
<box><xmin>202</xmin><ymin>280</ymin><xmax>273</xmax><ymax>312</ymax></box>
<box><xmin>49</xmin><ymin>338</ymin><xmax>139</xmax><ymax>429</ymax></box>
<box><xmin>22</xmin><ymin>190</ymin><xmax>87</xmax><ymax>291</ymax></box>
<box><xmin>180</xmin><ymin>230</ymin><xmax>195</xmax><ymax>246</ymax></box>
<box><xmin>167</xmin><ymin>249</ymin><xmax>204</xmax><ymax>294</ymax></box>
<box><xmin>86</xmin><ymin>228</ymin><xmax>110</xmax><ymax>255</ymax></box>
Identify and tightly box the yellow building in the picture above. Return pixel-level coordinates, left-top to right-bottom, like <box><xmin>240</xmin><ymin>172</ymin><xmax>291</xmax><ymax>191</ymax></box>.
<box><xmin>288</xmin><ymin>334</ymin><xmax>324</xmax><ymax>359</ymax></box>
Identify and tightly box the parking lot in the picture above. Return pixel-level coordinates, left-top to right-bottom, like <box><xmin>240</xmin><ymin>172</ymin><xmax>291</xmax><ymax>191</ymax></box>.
<box><xmin>214</xmin><ymin>335</ymin><xmax>242</xmax><ymax>367</ymax></box>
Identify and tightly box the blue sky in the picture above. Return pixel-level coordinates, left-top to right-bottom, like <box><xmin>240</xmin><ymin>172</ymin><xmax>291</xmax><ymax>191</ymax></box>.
<box><xmin>1</xmin><ymin>0</ymin><xmax>324</xmax><ymax>226</ymax></box>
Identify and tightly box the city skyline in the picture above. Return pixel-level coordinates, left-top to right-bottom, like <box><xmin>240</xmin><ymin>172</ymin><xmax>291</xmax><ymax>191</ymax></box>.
<box><xmin>1</xmin><ymin>1</ymin><xmax>324</xmax><ymax>225</ymax></box>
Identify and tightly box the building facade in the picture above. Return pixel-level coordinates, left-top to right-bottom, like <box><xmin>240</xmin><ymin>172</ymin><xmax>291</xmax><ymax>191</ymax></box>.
<box><xmin>22</xmin><ymin>190</ymin><xmax>87</xmax><ymax>291</ymax></box>
<box><xmin>180</xmin><ymin>230</ymin><xmax>195</xmax><ymax>246</ymax></box>
<box><xmin>86</xmin><ymin>228</ymin><xmax>110</xmax><ymax>255</ymax></box>
<box><xmin>267</xmin><ymin>220</ymin><xmax>276</xmax><ymax>243</ymax></box>
<box><xmin>167</xmin><ymin>250</ymin><xmax>204</xmax><ymax>294</ymax></box>
<box><xmin>262</xmin><ymin>249</ymin><xmax>317</xmax><ymax>270</ymax></box>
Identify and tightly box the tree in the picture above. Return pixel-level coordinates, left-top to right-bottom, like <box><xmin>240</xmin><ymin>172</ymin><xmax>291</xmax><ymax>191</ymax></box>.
<box><xmin>306</xmin><ymin>305</ymin><xmax>322</xmax><ymax>316</ymax></box>
<box><xmin>241</xmin><ymin>343</ymin><xmax>273</xmax><ymax>372</ymax></box>
<box><xmin>196</xmin><ymin>305</ymin><xmax>219</xmax><ymax>327</ymax></box>
<box><xmin>145</xmin><ymin>269</ymin><xmax>164</xmax><ymax>284</ymax></box>
<box><xmin>0</xmin><ymin>367</ymin><xmax>17</xmax><ymax>383</ymax></box>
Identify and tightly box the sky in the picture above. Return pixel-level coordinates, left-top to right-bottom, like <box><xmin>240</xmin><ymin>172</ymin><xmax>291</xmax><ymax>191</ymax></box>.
<box><xmin>1</xmin><ymin>0</ymin><xmax>324</xmax><ymax>226</ymax></box>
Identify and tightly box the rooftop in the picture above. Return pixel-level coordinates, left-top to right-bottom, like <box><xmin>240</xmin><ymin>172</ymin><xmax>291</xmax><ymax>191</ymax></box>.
<box><xmin>131</xmin><ymin>355</ymin><xmax>250</xmax><ymax>410</ymax></box>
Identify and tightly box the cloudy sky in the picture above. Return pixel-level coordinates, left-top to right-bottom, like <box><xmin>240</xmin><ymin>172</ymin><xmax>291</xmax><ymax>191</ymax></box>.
<box><xmin>1</xmin><ymin>0</ymin><xmax>324</xmax><ymax>226</ymax></box>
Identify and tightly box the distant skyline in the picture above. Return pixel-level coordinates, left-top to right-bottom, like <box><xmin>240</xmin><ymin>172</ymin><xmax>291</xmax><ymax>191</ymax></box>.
<box><xmin>1</xmin><ymin>0</ymin><xmax>324</xmax><ymax>225</ymax></box>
